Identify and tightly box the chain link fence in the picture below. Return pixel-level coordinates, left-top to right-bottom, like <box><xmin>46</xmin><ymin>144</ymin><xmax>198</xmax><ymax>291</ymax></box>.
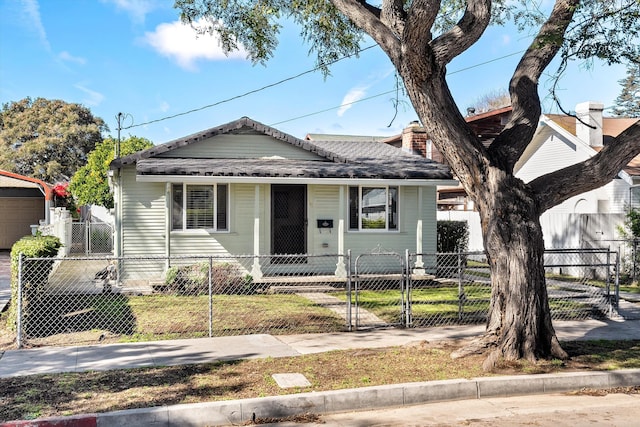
<box><xmin>12</xmin><ymin>249</ymin><xmax>620</xmax><ymax>348</ymax></box>
<box><xmin>70</xmin><ymin>222</ymin><xmax>113</xmax><ymax>255</ymax></box>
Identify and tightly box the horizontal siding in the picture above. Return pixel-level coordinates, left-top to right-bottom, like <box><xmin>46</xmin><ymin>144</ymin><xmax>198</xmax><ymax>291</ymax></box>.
<box><xmin>421</xmin><ymin>186</ymin><xmax>438</xmax><ymax>253</ymax></box>
<box><xmin>547</xmin><ymin>179</ymin><xmax>628</xmax><ymax>214</ymax></box>
<box><xmin>118</xmin><ymin>172</ymin><xmax>441</xmax><ymax>276</ymax></box>
<box><xmin>156</xmin><ymin>134</ymin><xmax>323</xmax><ymax>160</ymax></box>
<box><xmin>218</xmin><ymin>183</ymin><xmax>267</xmax><ymax>255</ymax></box>
<box><xmin>121</xmin><ymin>166</ymin><xmax>165</xmax><ymax>256</ymax></box>
<box><xmin>517</xmin><ymin>134</ymin><xmax>591</xmax><ymax>183</ymax></box>
<box><xmin>170</xmin><ymin>233</ymin><xmax>232</xmax><ymax>256</ymax></box>
<box><xmin>307</xmin><ymin>186</ymin><xmax>340</xmax><ymax>254</ymax></box>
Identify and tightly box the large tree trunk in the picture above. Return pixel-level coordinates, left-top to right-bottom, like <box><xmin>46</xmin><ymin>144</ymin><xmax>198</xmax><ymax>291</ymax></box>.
<box><xmin>462</xmin><ymin>170</ymin><xmax>568</xmax><ymax>369</ymax></box>
<box><xmin>400</xmin><ymin>70</ymin><xmax>567</xmax><ymax>369</ymax></box>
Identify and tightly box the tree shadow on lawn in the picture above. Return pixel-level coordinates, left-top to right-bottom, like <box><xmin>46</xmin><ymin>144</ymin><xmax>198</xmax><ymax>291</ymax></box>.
<box><xmin>23</xmin><ymin>293</ymin><xmax>136</xmax><ymax>339</ymax></box>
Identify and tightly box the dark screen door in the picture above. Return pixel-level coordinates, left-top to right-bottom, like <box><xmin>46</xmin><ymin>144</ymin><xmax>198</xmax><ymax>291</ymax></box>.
<box><xmin>271</xmin><ymin>184</ymin><xmax>306</xmax><ymax>256</ymax></box>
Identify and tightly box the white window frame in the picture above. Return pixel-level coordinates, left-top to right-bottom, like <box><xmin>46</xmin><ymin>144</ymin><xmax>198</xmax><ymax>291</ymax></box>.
<box><xmin>348</xmin><ymin>185</ymin><xmax>399</xmax><ymax>232</ymax></box>
<box><xmin>171</xmin><ymin>183</ymin><xmax>229</xmax><ymax>232</ymax></box>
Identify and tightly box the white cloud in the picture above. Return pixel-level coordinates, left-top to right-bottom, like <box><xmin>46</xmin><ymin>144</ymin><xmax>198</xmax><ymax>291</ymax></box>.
<box><xmin>20</xmin><ymin>0</ymin><xmax>51</xmax><ymax>52</ymax></box>
<box><xmin>158</xmin><ymin>100</ymin><xmax>170</xmax><ymax>112</ymax></box>
<box><xmin>102</xmin><ymin>0</ymin><xmax>155</xmax><ymax>24</ymax></box>
<box><xmin>142</xmin><ymin>19</ymin><xmax>247</xmax><ymax>71</ymax></box>
<box><xmin>59</xmin><ymin>51</ymin><xmax>86</xmax><ymax>65</ymax></box>
<box><xmin>502</xmin><ymin>34</ymin><xmax>511</xmax><ymax>45</ymax></box>
<box><xmin>74</xmin><ymin>84</ymin><xmax>105</xmax><ymax>106</ymax></box>
<box><xmin>338</xmin><ymin>86</ymin><xmax>368</xmax><ymax>117</ymax></box>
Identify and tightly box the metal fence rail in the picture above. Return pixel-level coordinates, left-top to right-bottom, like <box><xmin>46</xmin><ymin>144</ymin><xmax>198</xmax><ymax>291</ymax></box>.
<box><xmin>71</xmin><ymin>222</ymin><xmax>114</xmax><ymax>255</ymax></box>
<box><xmin>14</xmin><ymin>248</ymin><xmax>620</xmax><ymax>348</ymax></box>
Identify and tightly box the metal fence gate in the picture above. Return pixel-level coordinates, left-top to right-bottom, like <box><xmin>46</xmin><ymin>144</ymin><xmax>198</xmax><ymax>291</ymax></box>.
<box><xmin>350</xmin><ymin>252</ymin><xmax>406</xmax><ymax>330</ymax></box>
<box><xmin>71</xmin><ymin>222</ymin><xmax>114</xmax><ymax>255</ymax></box>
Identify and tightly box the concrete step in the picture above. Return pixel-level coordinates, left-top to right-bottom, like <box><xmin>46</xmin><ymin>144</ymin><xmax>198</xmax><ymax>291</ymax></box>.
<box><xmin>269</xmin><ymin>285</ymin><xmax>339</xmax><ymax>294</ymax></box>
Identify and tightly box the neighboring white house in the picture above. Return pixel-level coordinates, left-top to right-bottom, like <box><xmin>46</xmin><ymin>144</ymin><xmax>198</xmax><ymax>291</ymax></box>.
<box><xmin>515</xmin><ymin>101</ymin><xmax>640</xmax><ymax>215</ymax></box>
<box><xmin>437</xmin><ymin>102</ymin><xmax>640</xmax><ymax>250</ymax></box>
<box><xmin>109</xmin><ymin>117</ymin><xmax>455</xmax><ymax>279</ymax></box>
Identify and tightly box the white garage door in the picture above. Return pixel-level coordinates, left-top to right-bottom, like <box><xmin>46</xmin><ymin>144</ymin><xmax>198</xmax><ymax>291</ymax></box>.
<box><xmin>0</xmin><ymin>197</ymin><xmax>45</xmax><ymax>249</ymax></box>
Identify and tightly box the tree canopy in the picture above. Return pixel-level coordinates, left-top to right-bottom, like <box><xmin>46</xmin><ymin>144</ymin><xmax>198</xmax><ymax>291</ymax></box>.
<box><xmin>70</xmin><ymin>136</ymin><xmax>153</xmax><ymax>209</ymax></box>
<box><xmin>613</xmin><ymin>64</ymin><xmax>640</xmax><ymax>118</ymax></box>
<box><xmin>175</xmin><ymin>0</ymin><xmax>640</xmax><ymax>367</ymax></box>
<box><xmin>0</xmin><ymin>97</ymin><xmax>107</xmax><ymax>183</ymax></box>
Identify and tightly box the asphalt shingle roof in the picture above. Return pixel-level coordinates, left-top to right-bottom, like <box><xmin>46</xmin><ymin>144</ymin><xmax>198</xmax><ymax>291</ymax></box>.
<box><xmin>113</xmin><ymin>117</ymin><xmax>452</xmax><ymax>180</ymax></box>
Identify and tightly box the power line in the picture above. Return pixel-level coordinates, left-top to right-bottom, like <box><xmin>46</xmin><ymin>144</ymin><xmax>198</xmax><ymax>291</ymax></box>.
<box><xmin>122</xmin><ymin>44</ymin><xmax>377</xmax><ymax>130</ymax></box>
<box><xmin>271</xmin><ymin>50</ymin><xmax>527</xmax><ymax>126</ymax></box>
<box><xmin>122</xmin><ymin>47</ymin><xmax>527</xmax><ymax>131</ymax></box>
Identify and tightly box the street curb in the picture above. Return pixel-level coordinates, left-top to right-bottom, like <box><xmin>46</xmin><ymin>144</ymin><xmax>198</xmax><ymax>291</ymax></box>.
<box><xmin>0</xmin><ymin>414</ymin><xmax>97</xmax><ymax>427</ymax></box>
<box><xmin>5</xmin><ymin>369</ymin><xmax>638</xmax><ymax>427</ymax></box>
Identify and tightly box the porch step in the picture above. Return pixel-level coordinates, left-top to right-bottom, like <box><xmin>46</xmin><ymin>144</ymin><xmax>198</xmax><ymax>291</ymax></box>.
<box><xmin>269</xmin><ymin>285</ymin><xmax>339</xmax><ymax>294</ymax></box>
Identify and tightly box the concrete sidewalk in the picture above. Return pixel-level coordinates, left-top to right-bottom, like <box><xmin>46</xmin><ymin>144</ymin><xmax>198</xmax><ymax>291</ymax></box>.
<box><xmin>2</xmin><ymin>319</ymin><xmax>640</xmax><ymax>426</ymax></box>
<box><xmin>3</xmin><ymin>318</ymin><xmax>639</xmax><ymax>378</ymax></box>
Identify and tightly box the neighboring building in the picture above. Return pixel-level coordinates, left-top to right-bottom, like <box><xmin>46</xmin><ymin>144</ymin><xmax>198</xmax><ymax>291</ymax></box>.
<box><xmin>518</xmin><ymin>102</ymin><xmax>640</xmax><ymax>214</ymax></box>
<box><xmin>0</xmin><ymin>170</ymin><xmax>52</xmax><ymax>249</ymax></box>
<box><xmin>389</xmin><ymin>102</ymin><xmax>639</xmax><ymax>250</ymax></box>
<box><xmin>110</xmin><ymin>117</ymin><xmax>454</xmax><ymax>279</ymax></box>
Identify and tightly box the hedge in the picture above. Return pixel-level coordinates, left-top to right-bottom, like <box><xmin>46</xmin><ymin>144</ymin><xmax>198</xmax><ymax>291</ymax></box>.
<box><xmin>6</xmin><ymin>235</ymin><xmax>63</xmax><ymax>332</ymax></box>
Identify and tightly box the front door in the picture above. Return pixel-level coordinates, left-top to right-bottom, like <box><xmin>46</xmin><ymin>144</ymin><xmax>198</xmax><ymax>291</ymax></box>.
<box><xmin>271</xmin><ymin>184</ymin><xmax>306</xmax><ymax>257</ymax></box>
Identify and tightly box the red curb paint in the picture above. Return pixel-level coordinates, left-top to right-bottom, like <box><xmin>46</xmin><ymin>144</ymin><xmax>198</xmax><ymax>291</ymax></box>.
<box><xmin>0</xmin><ymin>414</ymin><xmax>97</xmax><ymax>427</ymax></box>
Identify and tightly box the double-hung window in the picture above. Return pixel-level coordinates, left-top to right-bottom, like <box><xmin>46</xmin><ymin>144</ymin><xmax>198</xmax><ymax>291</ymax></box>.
<box><xmin>172</xmin><ymin>183</ymin><xmax>228</xmax><ymax>231</ymax></box>
<box><xmin>348</xmin><ymin>186</ymin><xmax>398</xmax><ymax>231</ymax></box>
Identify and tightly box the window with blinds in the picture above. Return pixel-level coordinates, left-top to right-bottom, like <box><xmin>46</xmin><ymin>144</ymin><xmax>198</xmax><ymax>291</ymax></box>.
<box><xmin>348</xmin><ymin>185</ymin><xmax>398</xmax><ymax>231</ymax></box>
<box><xmin>171</xmin><ymin>183</ymin><xmax>228</xmax><ymax>231</ymax></box>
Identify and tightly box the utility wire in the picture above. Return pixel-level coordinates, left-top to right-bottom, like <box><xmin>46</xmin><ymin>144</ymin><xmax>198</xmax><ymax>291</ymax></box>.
<box><xmin>122</xmin><ymin>44</ymin><xmax>377</xmax><ymax>130</ymax></box>
<box><xmin>122</xmin><ymin>47</ymin><xmax>526</xmax><ymax>131</ymax></box>
<box><xmin>271</xmin><ymin>49</ymin><xmax>527</xmax><ymax>127</ymax></box>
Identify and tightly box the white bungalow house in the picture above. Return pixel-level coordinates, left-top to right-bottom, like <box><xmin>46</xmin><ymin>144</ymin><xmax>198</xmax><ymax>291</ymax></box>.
<box><xmin>395</xmin><ymin>102</ymin><xmax>639</xmax><ymax>250</ymax></box>
<box><xmin>109</xmin><ymin>117</ymin><xmax>454</xmax><ymax>279</ymax></box>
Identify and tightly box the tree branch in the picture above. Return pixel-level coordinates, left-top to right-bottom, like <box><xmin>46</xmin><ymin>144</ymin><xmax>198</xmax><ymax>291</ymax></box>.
<box><xmin>401</xmin><ymin>0</ymin><xmax>440</xmax><ymax>82</ymax></box>
<box><xmin>489</xmin><ymin>0</ymin><xmax>580</xmax><ymax>171</ymax></box>
<box><xmin>330</xmin><ymin>0</ymin><xmax>402</xmax><ymax>63</ymax></box>
<box><xmin>380</xmin><ymin>0</ymin><xmax>407</xmax><ymax>36</ymax></box>
<box><xmin>430</xmin><ymin>0</ymin><xmax>491</xmax><ymax>66</ymax></box>
<box><xmin>531</xmin><ymin>122</ymin><xmax>640</xmax><ymax>213</ymax></box>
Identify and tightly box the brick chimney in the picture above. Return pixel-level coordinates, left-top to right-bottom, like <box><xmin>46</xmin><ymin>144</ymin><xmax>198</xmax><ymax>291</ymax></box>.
<box><xmin>402</xmin><ymin>121</ymin><xmax>428</xmax><ymax>157</ymax></box>
<box><xmin>575</xmin><ymin>101</ymin><xmax>604</xmax><ymax>148</ymax></box>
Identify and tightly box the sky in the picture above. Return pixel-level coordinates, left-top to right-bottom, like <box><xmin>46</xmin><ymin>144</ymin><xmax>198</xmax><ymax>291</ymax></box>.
<box><xmin>0</xmin><ymin>0</ymin><xmax>629</xmax><ymax>146</ymax></box>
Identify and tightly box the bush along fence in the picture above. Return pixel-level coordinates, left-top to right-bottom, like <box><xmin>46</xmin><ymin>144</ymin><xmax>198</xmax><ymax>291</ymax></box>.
<box><xmin>10</xmin><ymin>248</ymin><xmax>621</xmax><ymax>348</ymax></box>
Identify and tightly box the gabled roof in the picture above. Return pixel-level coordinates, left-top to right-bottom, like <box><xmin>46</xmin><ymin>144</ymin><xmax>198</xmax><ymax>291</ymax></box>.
<box><xmin>545</xmin><ymin>115</ymin><xmax>640</xmax><ymax>176</ymax></box>
<box><xmin>113</xmin><ymin>117</ymin><xmax>453</xmax><ymax>181</ymax></box>
<box><xmin>0</xmin><ymin>169</ymin><xmax>52</xmax><ymax>200</ymax></box>
<box><xmin>546</xmin><ymin>114</ymin><xmax>638</xmax><ymax>140</ymax></box>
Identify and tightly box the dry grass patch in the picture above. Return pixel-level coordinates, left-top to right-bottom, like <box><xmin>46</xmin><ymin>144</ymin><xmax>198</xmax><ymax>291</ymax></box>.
<box><xmin>2</xmin><ymin>339</ymin><xmax>640</xmax><ymax>423</ymax></box>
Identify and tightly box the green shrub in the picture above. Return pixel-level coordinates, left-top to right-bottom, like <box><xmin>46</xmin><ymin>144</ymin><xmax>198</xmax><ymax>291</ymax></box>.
<box><xmin>7</xmin><ymin>235</ymin><xmax>63</xmax><ymax>332</ymax></box>
<box><xmin>437</xmin><ymin>221</ymin><xmax>469</xmax><ymax>275</ymax></box>
<box><xmin>437</xmin><ymin>220</ymin><xmax>469</xmax><ymax>253</ymax></box>
<box><xmin>163</xmin><ymin>262</ymin><xmax>254</xmax><ymax>295</ymax></box>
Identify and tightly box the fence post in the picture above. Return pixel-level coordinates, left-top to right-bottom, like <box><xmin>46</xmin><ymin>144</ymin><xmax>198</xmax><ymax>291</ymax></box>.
<box><xmin>404</xmin><ymin>249</ymin><xmax>411</xmax><ymax>327</ymax></box>
<box><xmin>615</xmin><ymin>250</ymin><xmax>620</xmax><ymax>313</ymax></box>
<box><xmin>85</xmin><ymin>221</ymin><xmax>90</xmax><ymax>256</ymax></box>
<box><xmin>633</xmin><ymin>238</ymin><xmax>638</xmax><ymax>284</ymax></box>
<box><xmin>208</xmin><ymin>256</ymin><xmax>213</xmax><ymax>338</ymax></box>
<box><xmin>346</xmin><ymin>250</ymin><xmax>352</xmax><ymax>332</ymax></box>
<box><xmin>16</xmin><ymin>252</ymin><xmax>24</xmax><ymax>349</ymax></box>
<box><xmin>457</xmin><ymin>251</ymin><xmax>463</xmax><ymax>322</ymax></box>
